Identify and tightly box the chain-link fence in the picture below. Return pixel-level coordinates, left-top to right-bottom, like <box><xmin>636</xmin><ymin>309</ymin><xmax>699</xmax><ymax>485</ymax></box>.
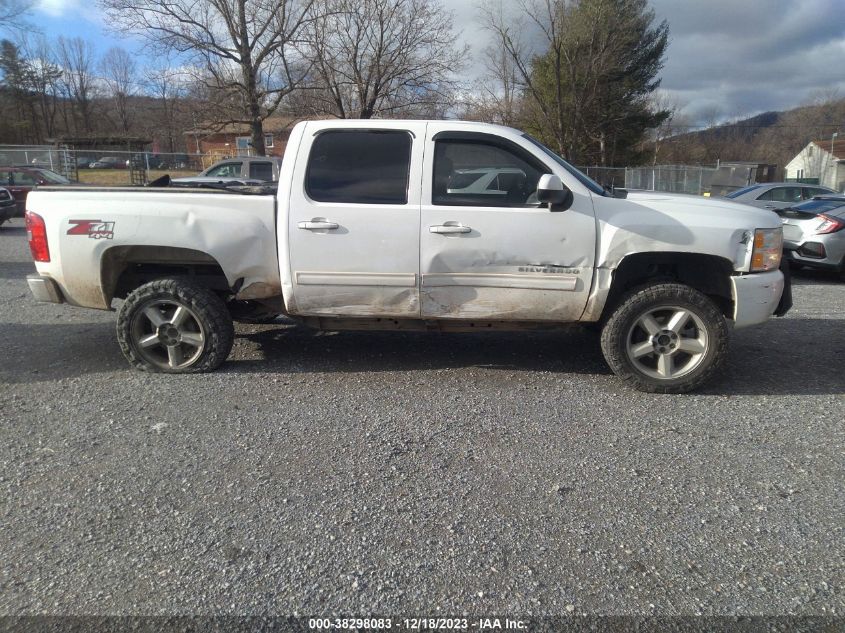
<box><xmin>577</xmin><ymin>165</ymin><xmax>718</xmax><ymax>196</ymax></box>
<box><xmin>0</xmin><ymin>145</ymin><xmax>207</xmax><ymax>184</ymax></box>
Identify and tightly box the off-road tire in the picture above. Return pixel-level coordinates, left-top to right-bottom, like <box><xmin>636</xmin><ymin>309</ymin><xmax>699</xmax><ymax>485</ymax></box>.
<box><xmin>600</xmin><ymin>283</ymin><xmax>730</xmax><ymax>393</ymax></box>
<box><xmin>117</xmin><ymin>278</ymin><xmax>234</xmax><ymax>373</ymax></box>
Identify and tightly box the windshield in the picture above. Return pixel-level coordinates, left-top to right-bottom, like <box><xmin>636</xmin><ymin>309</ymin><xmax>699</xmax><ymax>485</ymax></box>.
<box><xmin>726</xmin><ymin>185</ymin><xmax>763</xmax><ymax>198</ymax></box>
<box><xmin>521</xmin><ymin>134</ymin><xmax>606</xmax><ymax>195</ymax></box>
<box><xmin>36</xmin><ymin>170</ymin><xmax>71</xmax><ymax>184</ymax></box>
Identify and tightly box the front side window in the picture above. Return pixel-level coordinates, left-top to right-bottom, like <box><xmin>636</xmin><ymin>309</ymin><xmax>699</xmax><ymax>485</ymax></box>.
<box><xmin>433</xmin><ymin>140</ymin><xmax>548</xmax><ymax>206</ymax></box>
<box><xmin>206</xmin><ymin>163</ymin><xmax>242</xmax><ymax>178</ymax></box>
<box><xmin>306</xmin><ymin>130</ymin><xmax>411</xmax><ymax>204</ymax></box>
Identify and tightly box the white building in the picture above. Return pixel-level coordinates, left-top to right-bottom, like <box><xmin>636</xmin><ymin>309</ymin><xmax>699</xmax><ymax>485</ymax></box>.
<box><xmin>785</xmin><ymin>139</ymin><xmax>845</xmax><ymax>192</ymax></box>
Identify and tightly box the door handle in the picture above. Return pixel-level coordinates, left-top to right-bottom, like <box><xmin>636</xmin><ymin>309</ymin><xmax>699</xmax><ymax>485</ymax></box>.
<box><xmin>429</xmin><ymin>224</ymin><xmax>471</xmax><ymax>234</ymax></box>
<box><xmin>298</xmin><ymin>220</ymin><xmax>339</xmax><ymax>230</ymax></box>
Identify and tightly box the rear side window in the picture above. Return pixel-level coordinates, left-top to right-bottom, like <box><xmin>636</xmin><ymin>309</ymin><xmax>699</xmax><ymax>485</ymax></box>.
<box><xmin>306</xmin><ymin>130</ymin><xmax>411</xmax><ymax>204</ymax></box>
<box><xmin>249</xmin><ymin>162</ymin><xmax>273</xmax><ymax>181</ymax></box>
<box><xmin>757</xmin><ymin>187</ymin><xmax>802</xmax><ymax>203</ymax></box>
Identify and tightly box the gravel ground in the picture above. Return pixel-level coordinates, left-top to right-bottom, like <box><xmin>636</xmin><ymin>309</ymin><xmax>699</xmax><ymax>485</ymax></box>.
<box><xmin>0</xmin><ymin>216</ymin><xmax>843</xmax><ymax>617</ymax></box>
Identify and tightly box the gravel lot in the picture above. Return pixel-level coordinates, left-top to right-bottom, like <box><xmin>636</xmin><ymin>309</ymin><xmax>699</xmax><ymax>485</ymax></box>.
<box><xmin>1</xmin><ymin>216</ymin><xmax>843</xmax><ymax>617</ymax></box>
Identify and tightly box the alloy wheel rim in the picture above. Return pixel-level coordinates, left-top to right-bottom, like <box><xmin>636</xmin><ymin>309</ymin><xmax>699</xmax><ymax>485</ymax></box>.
<box><xmin>130</xmin><ymin>299</ymin><xmax>205</xmax><ymax>370</ymax></box>
<box><xmin>625</xmin><ymin>305</ymin><xmax>709</xmax><ymax>380</ymax></box>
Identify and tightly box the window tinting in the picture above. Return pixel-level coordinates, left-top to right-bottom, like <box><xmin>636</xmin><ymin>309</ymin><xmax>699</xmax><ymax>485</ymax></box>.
<box><xmin>757</xmin><ymin>187</ymin><xmax>802</xmax><ymax>203</ymax></box>
<box><xmin>249</xmin><ymin>162</ymin><xmax>274</xmax><ymax>181</ymax></box>
<box><xmin>433</xmin><ymin>140</ymin><xmax>549</xmax><ymax>206</ymax></box>
<box><xmin>307</xmin><ymin>130</ymin><xmax>411</xmax><ymax>204</ymax></box>
<box><xmin>13</xmin><ymin>172</ymin><xmax>39</xmax><ymax>185</ymax></box>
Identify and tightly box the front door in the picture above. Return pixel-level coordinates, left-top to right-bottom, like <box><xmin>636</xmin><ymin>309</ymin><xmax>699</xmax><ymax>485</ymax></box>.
<box><xmin>420</xmin><ymin>127</ymin><xmax>596</xmax><ymax>322</ymax></box>
<box><xmin>287</xmin><ymin>122</ymin><xmax>425</xmax><ymax>317</ymax></box>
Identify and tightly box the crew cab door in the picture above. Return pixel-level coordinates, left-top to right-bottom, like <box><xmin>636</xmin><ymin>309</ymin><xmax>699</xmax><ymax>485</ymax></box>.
<box><xmin>420</xmin><ymin>126</ymin><xmax>596</xmax><ymax>322</ymax></box>
<box><xmin>287</xmin><ymin>122</ymin><xmax>425</xmax><ymax>317</ymax></box>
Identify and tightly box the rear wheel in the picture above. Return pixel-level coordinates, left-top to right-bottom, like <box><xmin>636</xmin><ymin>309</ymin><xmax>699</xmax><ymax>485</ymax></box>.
<box><xmin>600</xmin><ymin>283</ymin><xmax>729</xmax><ymax>393</ymax></box>
<box><xmin>117</xmin><ymin>278</ymin><xmax>234</xmax><ymax>373</ymax></box>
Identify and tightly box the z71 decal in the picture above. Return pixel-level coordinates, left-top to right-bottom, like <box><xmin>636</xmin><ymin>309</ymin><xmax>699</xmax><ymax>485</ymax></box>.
<box><xmin>67</xmin><ymin>219</ymin><xmax>115</xmax><ymax>240</ymax></box>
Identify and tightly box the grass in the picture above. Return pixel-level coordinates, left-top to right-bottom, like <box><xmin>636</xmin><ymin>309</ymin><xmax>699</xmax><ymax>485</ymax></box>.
<box><xmin>76</xmin><ymin>169</ymin><xmax>200</xmax><ymax>186</ymax></box>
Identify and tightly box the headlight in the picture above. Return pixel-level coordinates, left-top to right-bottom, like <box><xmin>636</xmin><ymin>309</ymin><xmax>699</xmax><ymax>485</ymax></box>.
<box><xmin>750</xmin><ymin>227</ymin><xmax>783</xmax><ymax>272</ymax></box>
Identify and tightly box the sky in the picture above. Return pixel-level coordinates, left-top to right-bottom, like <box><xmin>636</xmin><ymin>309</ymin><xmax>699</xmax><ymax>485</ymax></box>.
<box><xmin>28</xmin><ymin>0</ymin><xmax>845</xmax><ymax>126</ymax></box>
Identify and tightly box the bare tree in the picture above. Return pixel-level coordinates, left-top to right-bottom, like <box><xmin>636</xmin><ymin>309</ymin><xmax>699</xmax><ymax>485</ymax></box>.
<box><xmin>302</xmin><ymin>0</ymin><xmax>466</xmax><ymax>119</ymax></box>
<box><xmin>0</xmin><ymin>0</ymin><xmax>32</xmax><ymax>33</ymax></box>
<box><xmin>56</xmin><ymin>36</ymin><xmax>98</xmax><ymax>133</ymax></box>
<box><xmin>143</xmin><ymin>63</ymin><xmax>187</xmax><ymax>152</ymax></box>
<box><xmin>98</xmin><ymin>0</ymin><xmax>315</xmax><ymax>156</ymax></box>
<box><xmin>100</xmin><ymin>47</ymin><xmax>137</xmax><ymax>133</ymax></box>
<box><xmin>18</xmin><ymin>36</ymin><xmax>64</xmax><ymax>140</ymax></box>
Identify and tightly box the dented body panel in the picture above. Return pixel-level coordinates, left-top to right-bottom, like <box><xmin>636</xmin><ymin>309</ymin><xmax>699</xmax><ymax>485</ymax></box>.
<box><xmin>27</xmin><ymin>120</ymin><xmax>785</xmax><ymax>334</ymax></box>
<box><xmin>27</xmin><ymin>188</ymin><xmax>278</xmax><ymax>309</ymax></box>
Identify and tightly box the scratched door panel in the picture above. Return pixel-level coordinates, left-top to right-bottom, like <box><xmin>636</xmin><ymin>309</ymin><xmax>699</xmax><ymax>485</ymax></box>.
<box><xmin>420</xmin><ymin>124</ymin><xmax>597</xmax><ymax>322</ymax></box>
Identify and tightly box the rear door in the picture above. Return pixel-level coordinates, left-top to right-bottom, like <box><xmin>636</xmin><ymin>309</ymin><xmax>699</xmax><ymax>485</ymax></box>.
<box><xmin>419</xmin><ymin>126</ymin><xmax>596</xmax><ymax>322</ymax></box>
<box><xmin>287</xmin><ymin>122</ymin><xmax>425</xmax><ymax>317</ymax></box>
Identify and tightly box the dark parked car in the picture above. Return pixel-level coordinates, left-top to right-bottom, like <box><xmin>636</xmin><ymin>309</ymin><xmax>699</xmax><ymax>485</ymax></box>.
<box><xmin>89</xmin><ymin>157</ymin><xmax>123</xmax><ymax>169</ymax></box>
<box><xmin>779</xmin><ymin>196</ymin><xmax>845</xmax><ymax>280</ymax></box>
<box><xmin>126</xmin><ymin>153</ymin><xmax>165</xmax><ymax>169</ymax></box>
<box><xmin>0</xmin><ymin>167</ymin><xmax>72</xmax><ymax>215</ymax></box>
<box><xmin>161</xmin><ymin>153</ymin><xmax>191</xmax><ymax>169</ymax></box>
<box><xmin>75</xmin><ymin>156</ymin><xmax>95</xmax><ymax>169</ymax></box>
<box><xmin>0</xmin><ymin>187</ymin><xmax>17</xmax><ymax>227</ymax></box>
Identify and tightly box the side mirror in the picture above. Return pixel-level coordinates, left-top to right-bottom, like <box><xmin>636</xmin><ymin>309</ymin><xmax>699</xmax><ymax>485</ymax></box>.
<box><xmin>537</xmin><ymin>174</ymin><xmax>574</xmax><ymax>211</ymax></box>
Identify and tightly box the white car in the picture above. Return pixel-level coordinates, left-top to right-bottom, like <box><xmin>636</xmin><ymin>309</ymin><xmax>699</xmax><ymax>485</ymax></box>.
<box><xmin>725</xmin><ymin>182</ymin><xmax>836</xmax><ymax>210</ymax></box>
<box><xmin>25</xmin><ymin>120</ymin><xmax>789</xmax><ymax>392</ymax></box>
<box><xmin>171</xmin><ymin>156</ymin><xmax>282</xmax><ymax>184</ymax></box>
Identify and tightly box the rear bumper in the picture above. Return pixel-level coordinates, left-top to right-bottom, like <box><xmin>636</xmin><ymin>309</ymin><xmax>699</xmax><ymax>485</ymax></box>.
<box><xmin>27</xmin><ymin>274</ymin><xmax>64</xmax><ymax>303</ymax></box>
<box><xmin>730</xmin><ymin>269</ymin><xmax>786</xmax><ymax>329</ymax></box>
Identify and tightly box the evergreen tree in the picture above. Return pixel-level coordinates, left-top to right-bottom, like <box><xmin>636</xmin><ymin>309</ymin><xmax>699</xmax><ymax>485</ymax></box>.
<box><xmin>527</xmin><ymin>0</ymin><xmax>670</xmax><ymax>165</ymax></box>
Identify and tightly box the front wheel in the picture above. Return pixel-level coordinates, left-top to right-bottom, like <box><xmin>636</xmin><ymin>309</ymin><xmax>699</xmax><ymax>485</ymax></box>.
<box><xmin>117</xmin><ymin>278</ymin><xmax>234</xmax><ymax>373</ymax></box>
<box><xmin>600</xmin><ymin>283</ymin><xmax>729</xmax><ymax>393</ymax></box>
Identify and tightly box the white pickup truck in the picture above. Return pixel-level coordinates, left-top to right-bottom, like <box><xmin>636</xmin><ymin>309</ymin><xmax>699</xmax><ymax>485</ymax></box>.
<box><xmin>25</xmin><ymin>120</ymin><xmax>790</xmax><ymax>392</ymax></box>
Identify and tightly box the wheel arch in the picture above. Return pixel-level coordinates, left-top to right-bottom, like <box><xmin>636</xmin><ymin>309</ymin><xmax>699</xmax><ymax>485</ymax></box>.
<box><xmin>599</xmin><ymin>252</ymin><xmax>735</xmax><ymax>322</ymax></box>
<box><xmin>101</xmin><ymin>245</ymin><xmax>233</xmax><ymax>305</ymax></box>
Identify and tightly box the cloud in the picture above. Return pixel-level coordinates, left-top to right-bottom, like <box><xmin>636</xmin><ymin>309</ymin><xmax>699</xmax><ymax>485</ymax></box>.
<box><xmin>36</xmin><ymin>0</ymin><xmax>82</xmax><ymax>18</ymax></box>
<box><xmin>443</xmin><ymin>0</ymin><xmax>845</xmax><ymax>124</ymax></box>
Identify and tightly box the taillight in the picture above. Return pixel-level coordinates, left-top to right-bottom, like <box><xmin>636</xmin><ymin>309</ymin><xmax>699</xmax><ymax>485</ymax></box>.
<box><xmin>814</xmin><ymin>214</ymin><xmax>845</xmax><ymax>235</ymax></box>
<box><xmin>26</xmin><ymin>211</ymin><xmax>50</xmax><ymax>262</ymax></box>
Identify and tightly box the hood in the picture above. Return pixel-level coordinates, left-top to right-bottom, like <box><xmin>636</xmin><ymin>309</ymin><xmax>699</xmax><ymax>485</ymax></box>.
<box><xmin>625</xmin><ymin>190</ymin><xmax>781</xmax><ymax>229</ymax></box>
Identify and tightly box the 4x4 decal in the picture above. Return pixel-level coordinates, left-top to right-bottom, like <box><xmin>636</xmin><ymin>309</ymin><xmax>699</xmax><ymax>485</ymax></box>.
<box><xmin>67</xmin><ymin>220</ymin><xmax>115</xmax><ymax>240</ymax></box>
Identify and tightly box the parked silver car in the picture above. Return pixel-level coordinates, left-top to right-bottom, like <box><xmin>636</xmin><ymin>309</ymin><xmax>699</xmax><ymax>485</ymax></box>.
<box><xmin>726</xmin><ymin>182</ymin><xmax>836</xmax><ymax>209</ymax></box>
<box><xmin>779</xmin><ymin>196</ymin><xmax>845</xmax><ymax>279</ymax></box>
<box><xmin>171</xmin><ymin>156</ymin><xmax>282</xmax><ymax>184</ymax></box>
